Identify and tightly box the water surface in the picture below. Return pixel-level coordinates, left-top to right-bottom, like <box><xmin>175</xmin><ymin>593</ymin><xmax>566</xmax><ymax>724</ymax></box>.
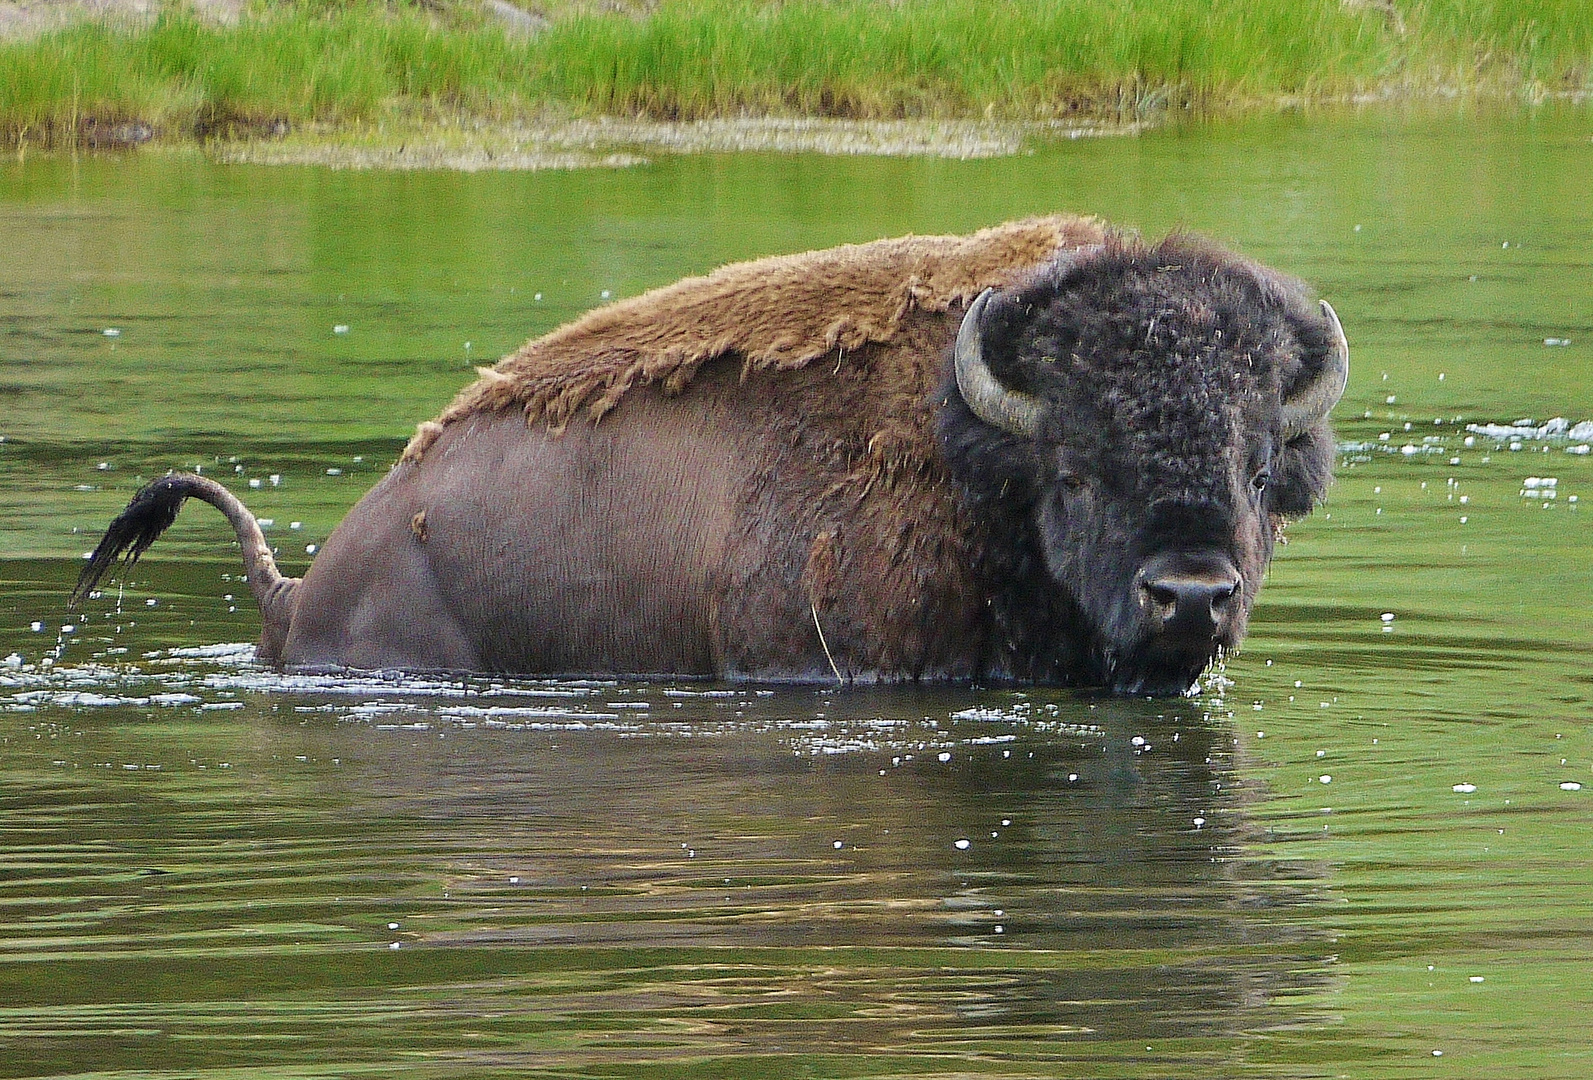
<box><xmin>2</xmin><ymin>105</ymin><xmax>1591</xmax><ymax>1078</ymax></box>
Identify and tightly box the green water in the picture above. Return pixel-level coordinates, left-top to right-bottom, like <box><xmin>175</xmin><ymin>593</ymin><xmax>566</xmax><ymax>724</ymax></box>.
<box><xmin>2</xmin><ymin>105</ymin><xmax>1591</xmax><ymax>1078</ymax></box>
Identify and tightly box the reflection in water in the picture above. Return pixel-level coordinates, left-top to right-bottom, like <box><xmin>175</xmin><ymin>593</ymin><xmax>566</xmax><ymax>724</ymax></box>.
<box><xmin>0</xmin><ymin>650</ymin><xmax>1332</xmax><ymax>1075</ymax></box>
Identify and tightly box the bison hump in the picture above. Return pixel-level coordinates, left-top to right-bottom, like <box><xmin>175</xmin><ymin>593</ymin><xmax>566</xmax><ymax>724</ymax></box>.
<box><xmin>402</xmin><ymin>215</ymin><xmax>1105</xmax><ymax>462</ymax></box>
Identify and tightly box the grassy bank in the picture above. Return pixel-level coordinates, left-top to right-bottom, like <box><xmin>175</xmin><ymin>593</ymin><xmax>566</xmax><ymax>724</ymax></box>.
<box><xmin>2</xmin><ymin>0</ymin><xmax>1589</xmax><ymax>149</ymax></box>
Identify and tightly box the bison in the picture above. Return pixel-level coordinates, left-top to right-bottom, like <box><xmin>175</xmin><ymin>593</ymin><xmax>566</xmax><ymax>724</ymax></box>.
<box><xmin>72</xmin><ymin>216</ymin><xmax>1346</xmax><ymax>695</ymax></box>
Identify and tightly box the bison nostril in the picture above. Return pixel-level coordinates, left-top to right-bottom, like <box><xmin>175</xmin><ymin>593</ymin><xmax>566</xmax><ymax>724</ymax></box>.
<box><xmin>1141</xmin><ymin>574</ymin><xmax>1241</xmax><ymax>638</ymax></box>
<box><xmin>1146</xmin><ymin>582</ymin><xmax>1180</xmax><ymax>609</ymax></box>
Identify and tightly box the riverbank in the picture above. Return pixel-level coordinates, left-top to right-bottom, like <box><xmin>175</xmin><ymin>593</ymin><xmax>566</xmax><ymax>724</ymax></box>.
<box><xmin>202</xmin><ymin>114</ymin><xmax>1150</xmax><ymax>169</ymax></box>
<box><xmin>2</xmin><ymin>0</ymin><xmax>1589</xmax><ymax>161</ymax></box>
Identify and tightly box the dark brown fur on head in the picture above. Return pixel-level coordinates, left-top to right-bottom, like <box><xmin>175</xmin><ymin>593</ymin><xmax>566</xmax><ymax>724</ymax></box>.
<box><xmin>938</xmin><ymin>234</ymin><xmax>1338</xmax><ymax>694</ymax></box>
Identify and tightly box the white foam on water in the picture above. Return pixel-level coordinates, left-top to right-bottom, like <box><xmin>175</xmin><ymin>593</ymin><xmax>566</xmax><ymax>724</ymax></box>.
<box><xmin>1467</xmin><ymin>417</ymin><xmax>1593</xmax><ymax>442</ymax></box>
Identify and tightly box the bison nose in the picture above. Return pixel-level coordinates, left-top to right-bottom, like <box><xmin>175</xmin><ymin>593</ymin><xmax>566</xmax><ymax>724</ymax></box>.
<box><xmin>1139</xmin><ymin>557</ymin><xmax>1241</xmax><ymax>641</ymax></box>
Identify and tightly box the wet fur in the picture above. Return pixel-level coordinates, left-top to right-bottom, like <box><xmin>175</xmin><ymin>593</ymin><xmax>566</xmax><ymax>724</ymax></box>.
<box><xmin>70</xmin><ymin>475</ymin><xmax>192</xmax><ymax>606</ymax></box>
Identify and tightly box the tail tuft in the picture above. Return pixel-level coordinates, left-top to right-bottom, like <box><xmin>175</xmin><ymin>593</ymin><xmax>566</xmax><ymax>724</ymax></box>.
<box><xmin>69</xmin><ymin>475</ymin><xmax>191</xmax><ymax>607</ymax></box>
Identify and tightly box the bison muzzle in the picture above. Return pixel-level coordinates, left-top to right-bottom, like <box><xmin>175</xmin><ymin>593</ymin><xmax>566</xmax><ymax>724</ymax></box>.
<box><xmin>72</xmin><ymin>217</ymin><xmax>1346</xmax><ymax>695</ymax></box>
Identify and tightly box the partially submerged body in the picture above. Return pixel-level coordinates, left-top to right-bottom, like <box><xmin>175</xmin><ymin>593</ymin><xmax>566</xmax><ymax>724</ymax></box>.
<box><xmin>74</xmin><ymin>216</ymin><xmax>1346</xmax><ymax>694</ymax></box>
<box><xmin>291</xmin><ymin>351</ymin><xmax>974</xmax><ymax>678</ymax></box>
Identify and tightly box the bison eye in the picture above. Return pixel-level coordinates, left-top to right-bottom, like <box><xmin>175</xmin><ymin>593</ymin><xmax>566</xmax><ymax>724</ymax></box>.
<box><xmin>1251</xmin><ymin>470</ymin><xmax>1271</xmax><ymax>495</ymax></box>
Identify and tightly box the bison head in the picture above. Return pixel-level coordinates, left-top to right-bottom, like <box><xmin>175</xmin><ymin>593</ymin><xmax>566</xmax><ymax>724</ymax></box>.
<box><xmin>938</xmin><ymin>236</ymin><xmax>1346</xmax><ymax>695</ymax></box>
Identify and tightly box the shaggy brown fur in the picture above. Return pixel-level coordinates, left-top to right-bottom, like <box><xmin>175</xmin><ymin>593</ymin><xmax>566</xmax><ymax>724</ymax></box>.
<box><xmin>401</xmin><ymin>214</ymin><xmax>1105</xmax><ymax>462</ymax></box>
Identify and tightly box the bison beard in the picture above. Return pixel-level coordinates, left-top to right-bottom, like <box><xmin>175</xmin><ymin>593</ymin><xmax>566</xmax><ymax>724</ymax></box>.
<box><xmin>71</xmin><ymin>220</ymin><xmax>1345</xmax><ymax>696</ymax></box>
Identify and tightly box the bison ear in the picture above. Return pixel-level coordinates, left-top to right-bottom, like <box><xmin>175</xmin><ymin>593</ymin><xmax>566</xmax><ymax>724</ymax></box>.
<box><xmin>1269</xmin><ymin>300</ymin><xmax>1346</xmax><ymax>517</ymax></box>
<box><xmin>954</xmin><ymin>288</ymin><xmax>1047</xmax><ymax>439</ymax></box>
<box><xmin>1269</xmin><ymin>423</ymin><xmax>1334</xmax><ymax>516</ymax></box>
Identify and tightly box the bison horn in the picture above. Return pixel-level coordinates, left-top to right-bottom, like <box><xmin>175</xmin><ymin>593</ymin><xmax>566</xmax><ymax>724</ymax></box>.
<box><xmin>1281</xmin><ymin>299</ymin><xmax>1350</xmax><ymax>441</ymax></box>
<box><xmin>955</xmin><ymin>287</ymin><xmax>1047</xmax><ymax>439</ymax></box>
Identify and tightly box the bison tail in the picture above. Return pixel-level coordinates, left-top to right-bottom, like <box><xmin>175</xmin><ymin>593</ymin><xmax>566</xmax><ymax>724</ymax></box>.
<box><xmin>70</xmin><ymin>472</ymin><xmax>299</xmax><ymax>659</ymax></box>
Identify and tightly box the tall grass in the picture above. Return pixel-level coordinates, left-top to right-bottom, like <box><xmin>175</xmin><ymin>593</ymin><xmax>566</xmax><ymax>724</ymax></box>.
<box><xmin>537</xmin><ymin>0</ymin><xmax>1397</xmax><ymax>118</ymax></box>
<box><xmin>0</xmin><ymin>7</ymin><xmax>523</xmax><ymax>141</ymax></box>
<box><xmin>0</xmin><ymin>0</ymin><xmax>1587</xmax><ymax>146</ymax></box>
<box><xmin>1403</xmin><ymin>0</ymin><xmax>1593</xmax><ymax>88</ymax></box>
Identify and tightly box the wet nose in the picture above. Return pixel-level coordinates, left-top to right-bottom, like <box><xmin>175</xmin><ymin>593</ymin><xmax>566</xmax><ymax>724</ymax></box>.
<box><xmin>1139</xmin><ymin>562</ymin><xmax>1240</xmax><ymax>640</ymax></box>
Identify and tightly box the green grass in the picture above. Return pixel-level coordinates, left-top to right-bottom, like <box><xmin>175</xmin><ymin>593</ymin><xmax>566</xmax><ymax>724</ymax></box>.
<box><xmin>1</xmin><ymin>0</ymin><xmax>1589</xmax><ymax>147</ymax></box>
<box><xmin>1404</xmin><ymin>0</ymin><xmax>1593</xmax><ymax>87</ymax></box>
